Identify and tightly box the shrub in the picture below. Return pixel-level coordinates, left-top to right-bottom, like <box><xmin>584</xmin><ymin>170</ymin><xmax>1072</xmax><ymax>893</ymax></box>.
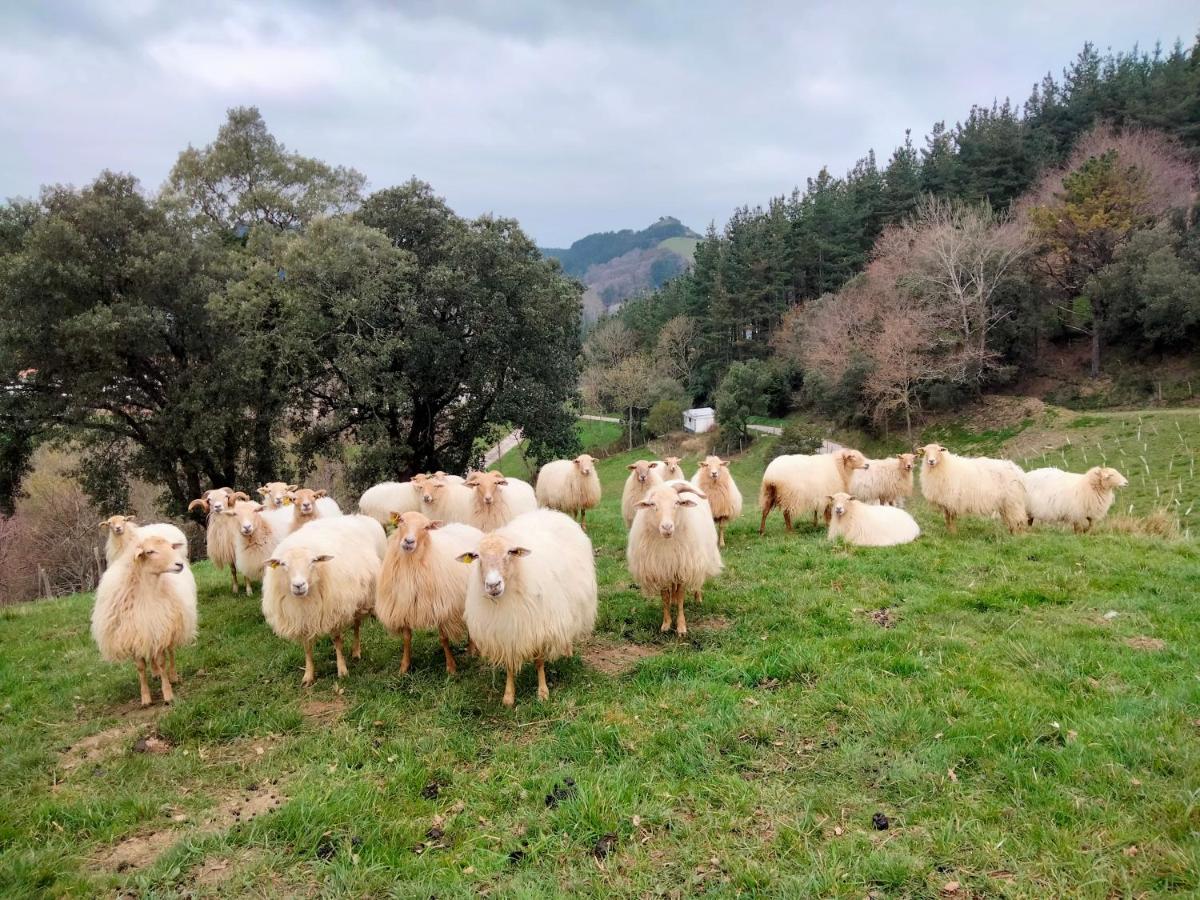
<box><xmin>646</xmin><ymin>399</ymin><xmax>685</xmax><ymax>438</ymax></box>
<box><xmin>773</xmin><ymin>422</ymin><xmax>828</xmax><ymax>458</ymax></box>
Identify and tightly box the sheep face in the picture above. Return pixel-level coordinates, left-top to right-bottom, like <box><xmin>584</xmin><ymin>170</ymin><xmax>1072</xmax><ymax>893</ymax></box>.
<box><xmin>258</xmin><ymin>481</ymin><xmax>296</xmax><ymax>508</ymax></box>
<box><xmin>829</xmin><ymin>492</ymin><xmax>853</xmax><ymax>518</ymax></box>
<box><xmin>224</xmin><ymin>500</ymin><xmax>266</xmax><ymax>536</ymax></box>
<box><xmin>266</xmin><ymin>547</ymin><xmax>334</xmax><ymax>597</ymax></box>
<box><xmin>459</xmin><ymin>533</ymin><xmax>530</xmax><ymax>600</ymax></box>
<box><xmin>133</xmin><ymin>534</ymin><xmax>187</xmax><ymax>576</ymax></box>
<box><xmin>420</xmin><ymin>478</ymin><xmax>454</xmax><ymax>507</ymax></box>
<box><xmin>897</xmin><ymin>453</ymin><xmax>916</xmax><ymax>473</ymax></box>
<box><xmin>626</xmin><ymin>460</ymin><xmax>660</xmax><ymax>484</ymax></box>
<box><xmin>699</xmin><ymin>455</ymin><xmax>729</xmax><ymax>482</ymax></box>
<box><xmin>466</xmin><ymin>471</ymin><xmax>507</xmax><ymax>506</ymax></box>
<box><xmin>99</xmin><ymin>514</ymin><xmax>136</xmax><ymax>536</ymax></box>
<box><xmin>573</xmin><ymin>454</ymin><xmax>595</xmax><ymax>476</ymax></box>
<box><xmin>838</xmin><ymin>450</ymin><xmax>869</xmax><ymax>475</ymax></box>
<box><xmin>1090</xmin><ymin>467</ymin><xmax>1128</xmax><ymax>491</ymax></box>
<box><xmin>390</xmin><ymin>511</ymin><xmax>443</xmax><ymax>554</ymax></box>
<box><xmin>918</xmin><ymin>444</ymin><xmax>948</xmax><ymax>468</ymax></box>
<box><xmin>635</xmin><ymin>482</ymin><xmax>706</xmax><ymax>539</ymax></box>
<box><xmin>289</xmin><ymin>488</ymin><xmax>327</xmax><ymax>518</ymax></box>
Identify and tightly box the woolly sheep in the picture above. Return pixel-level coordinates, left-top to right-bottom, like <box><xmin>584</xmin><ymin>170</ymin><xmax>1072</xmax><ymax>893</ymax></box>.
<box><xmin>621</xmin><ymin>459</ymin><xmax>663</xmax><ymax>527</ymax></box>
<box><xmin>463</xmin><ymin>471</ymin><xmax>538</xmax><ymax>532</ymax></box>
<box><xmin>690</xmin><ymin>455</ymin><xmax>743</xmax><ymax>548</ymax></box>
<box><xmin>91</xmin><ymin>532</ymin><xmax>197</xmax><ymax>707</ymax></box>
<box><xmin>261</xmin><ymin>515</ymin><xmax>384</xmax><ymax>686</ymax></box>
<box><xmin>99</xmin><ymin>515</ymin><xmax>190</xmax><ymax>567</ymax></box>
<box><xmin>849</xmin><ymin>453</ymin><xmax>917</xmax><ymax>507</ymax></box>
<box><xmin>459</xmin><ymin>509</ymin><xmax>597</xmax><ymax>706</ymax></box>
<box><xmin>188</xmin><ymin>487</ymin><xmax>247</xmax><ymax>592</ymax></box>
<box><xmin>432</xmin><ymin>471</ymin><xmax>466</xmax><ymax>485</ymax></box>
<box><xmin>659</xmin><ymin>456</ymin><xmax>685</xmax><ymax>482</ymax></box>
<box><xmin>758</xmin><ymin>449</ymin><xmax>870</xmax><ymax>534</ymax></box>
<box><xmin>359</xmin><ymin>476</ymin><xmax>429</xmax><ymax>525</ymax></box>
<box><xmin>627</xmin><ymin>481</ymin><xmax>723</xmax><ymax>636</ymax></box>
<box><xmin>534</xmin><ymin>455</ymin><xmax>601</xmax><ymax>529</ymax></box>
<box><xmin>1025</xmin><ymin>466</ymin><xmax>1128</xmax><ymax>532</ymax></box>
<box><xmin>375</xmin><ymin>511</ymin><xmax>483</xmax><ymax>674</ymax></box>
<box><xmin>418</xmin><ymin>475</ymin><xmax>475</xmax><ymax>524</ymax></box>
<box><xmin>826</xmin><ymin>492</ymin><xmax>920</xmax><ymax>547</ymax></box>
<box><xmin>257</xmin><ymin>481</ymin><xmax>297</xmax><ymax>510</ymax></box>
<box><xmin>918</xmin><ymin>443</ymin><xmax>1027</xmax><ymax>534</ymax></box>
<box><xmin>223</xmin><ymin>500</ymin><xmax>295</xmax><ymax>595</ymax></box>
<box><xmin>287</xmin><ymin>487</ymin><xmax>342</xmax><ymax>531</ymax></box>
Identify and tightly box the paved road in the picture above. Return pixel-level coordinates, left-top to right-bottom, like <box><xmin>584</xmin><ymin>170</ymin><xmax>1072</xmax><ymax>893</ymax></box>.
<box><xmin>483</xmin><ymin>429</ymin><xmax>523</xmax><ymax>467</ymax></box>
<box><xmin>747</xmin><ymin>423</ymin><xmax>782</xmax><ymax>436</ymax></box>
<box><xmin>580</xmin><ymin>414</ymin><xmax>622</xmax><ymax>423</ymax></box>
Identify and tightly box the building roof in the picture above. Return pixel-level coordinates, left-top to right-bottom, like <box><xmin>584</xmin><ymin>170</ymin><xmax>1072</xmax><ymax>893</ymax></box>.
<box><xmin>684</xmin><ymin>407</ymin><xmax>715</xmax><ymax>416</ymax></box>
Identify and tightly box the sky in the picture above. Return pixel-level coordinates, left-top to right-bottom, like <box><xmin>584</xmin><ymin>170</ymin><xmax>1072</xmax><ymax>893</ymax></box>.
<box><xmin>1</xmin><ymin>2</ymin><xmax>1197</xmax><ymax>247</ymax></box>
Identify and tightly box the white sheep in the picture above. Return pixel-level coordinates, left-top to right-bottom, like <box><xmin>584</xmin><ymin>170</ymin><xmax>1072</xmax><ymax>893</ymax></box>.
<box><xmin>375</xmin><ymin>511</ymin><xmax>483</xmax><ymax>674</ymax></box>
<box><xmin>621</xmin><ymin>459</ymin><xmax>663</xmax><ymax>527</ymax></box>
<box><xmin>659</xmin><ymin>456</ymin><xmax>686</xmax><ymax>482</ymax></box>
<box><xmin>358</xmin><ymin>476</ymin><xmax>430</xmax><ymax>525</ymax></box>
<box><xmin>189</xmin><ymin>487</ymin><xmax>246</xmax><ymax>592</ymax></box>
<box><xmin>627</xmin><ymin>481</ymin><xmax>723</xmax><ymax>636</ymax></box>
<box><xmin>459</xmin><ymin>509</ymin><xmax>597</xmax><ymax>706</ymax></box>
<box><xmin>849</xmin><ymin>453</ymin><xmax>917</xmax><ymax>507</ymax></box>
<box><xmin>1025</xmin><ymin>466</ymin><xmax>1128</xmax><ymax>532</ymax></box>
<box><xmin>463</xmin><ymin>471</ymin><xmax>538</xmax><ymax>531</ymax></box>
<box><xmin>287</xmin><ymin>487</ymin><xmax>342</xmax><ymax>531</ymax></box>
<box><xmin>257</xmin><ymin>481</ymin><xmax>298</xmax><ymax>510</ymax></box>
<box><xmin>917</xmin><ymin>443</ymin><xmax>1027</xmax><ymax>534</ymax></box>
<box><xmin>534</xmin><ymin>454</ymin><xmax>602</xmax><ymax>529</ymax></box>
<box><xmin>826</xmin><ymin>491</ymin><xmax>920</xmax><ymax>546</ymax></box>
<box><xmin>90</xmin><ymin>532</ymin><xmax>197</xmax><ymax>707</ymax></box>
<box><xmin>418</xmin><ymin>475</ymin><xmax>476</xmax><ymax>524</ymax></box>
<box><xmin>99</xmin><ymin>515</ymin><xmax>190</xmax><ymax>567</ymax></box>
<box><xmin>758</xmin><ymin>449</ymin><xmax>870</xmax><ymax>534</ymax></box>
<box><xmin>222</xmin><ymin>500</ymin><xmax>295</xmax><ymax>594</ymax></box>
<box><xmin>690</xmin><ymin>455</ymin><xmax>743</xmax><ymax>548</ymax></box>
<box><xmin>261</xmin><ymin>515</ymin><xmax>384</xmax><ymax>686</ymax></box>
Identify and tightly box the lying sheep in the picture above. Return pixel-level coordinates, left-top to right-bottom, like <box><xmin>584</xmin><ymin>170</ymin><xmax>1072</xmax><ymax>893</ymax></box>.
<box><xmin>262</xmin><ymin>515</ymin><xmax>384</xmax><ymax>686</ymax></box>
<box><xmin>850</xmin><ymin>453</ymin><xmax>917</xmax><ymax>507</ymax></box>
<box><xmin>359</xmin><ymin>476</ymin><xmax>429</xmax><ymax>525</ymax></box>
<box><xmin>91</xmin><ymin>532</ymin><xmax>197</xmax><ymax>706</ymax></box>
<box><xmin>376</xmin><ymin>511</ymin><xmax>483</xmax><ymax>674</ymax></box>
<box><xmin>759</xmin><ymin>449</ymin><xmax>870</xmax><ymax>534</ymax></box>
<box><xmin>534</xmin><ymin>455</ymin><xmax>601</xmax><ymax>529</ymax></box>
<box><xmin>627</xmin><ymin>481</ymin><xmax>723</xmax><ymax>636</ymax></box>
<box><xmin>258</xmin><ymin>481</ymin><xmax>297</xmax><ymax>510</ymax></box>
<box><xmin>99</xmin><ymin>515</ymin><xmax>190</xmax><ymax>567</ymax></box>
<box><xmin>223</xmin><ymin>500</ymin><xmax>295</xmax><ymax>595</ymax></box>
<box><xmin>690</xmin><ymin>456</ymin><xmax>743</xmax><ymax>548</ymax></box>
<box><xmin>419</xmin><ymin>475</ymin><xmax>475</xmax><ymax>524</ymax></box>
<box><xmin>463</xmin><ymin>471</ymin><xmax>538</xmax><ymax>531</ymax></box>
<box><xmin>826</xmin><ymin>492</ymin><xmax>920</xmax><ymax>546</ymax></box>
<box><xmin>660</xmin><ymin>456</ymin><xmax>685</xmax><ymax>482</ymax></box>
<box><xmin>188</xmin><ymin>488</ymin><xmax>247</xmax><ymax>592</ymax></box>
<box><xmin>918</xmin><ymin>443</ymin><xmax>1027</xmax><ymax>534</ymax></box>
<box><xmin>1025</xmin><ymin>466</ymin><xmax>1128</xmax><ymax>532</ymax></box>
<box><xmin>288</xmin><ymin>487</ymin><xmax>342</xmax><ymax>531</ymax></box>
<box><xmin>621</xmin><ymin>460</ymin><xmax>663</xmax><ymax>527</ymax></box>
<box><xmin>460</xmin><ymin>509</ymin><xmax>597</xmax><ymax>706</ymax></box>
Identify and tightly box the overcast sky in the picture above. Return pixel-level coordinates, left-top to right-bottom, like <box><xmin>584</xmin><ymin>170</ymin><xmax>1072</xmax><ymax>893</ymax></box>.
<box><xmin>2</xmin><ymin>2</ymin><xmax>1196</xmax><ymax>246</ymax></box>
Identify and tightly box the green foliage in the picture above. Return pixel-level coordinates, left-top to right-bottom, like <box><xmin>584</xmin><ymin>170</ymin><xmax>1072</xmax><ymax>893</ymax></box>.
<box><xmin>645</xmin><ymin>398</ymin><xmax>685</xmax><ymax>438</ymax></box>
<box><xmin>773</xmin><ymin>421</ymin><xmax>826</xmax><ymax>457</ymax></box>
<box><xmin>714</xmin><ymin>360</ymin><xmax>774</xmax><ymax>441</ymax></box>
<box><xmin>541</xmin><ymin>216</ymin><xmax>698</xmax><ymax>278</ymax></box>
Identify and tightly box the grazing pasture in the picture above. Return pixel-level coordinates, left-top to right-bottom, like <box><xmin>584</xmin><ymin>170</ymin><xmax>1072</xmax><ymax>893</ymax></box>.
<box><xmin>0</xmin><ymin>408</ymin><xmax>1197</xmax><ymax>897</ymax></box>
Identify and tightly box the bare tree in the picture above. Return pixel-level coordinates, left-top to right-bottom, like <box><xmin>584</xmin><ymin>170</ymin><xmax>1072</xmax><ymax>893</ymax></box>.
<box><xmin>654</xmin><ymin>315</ymin><xmax>699</xmax><ymax>383</ymax></box>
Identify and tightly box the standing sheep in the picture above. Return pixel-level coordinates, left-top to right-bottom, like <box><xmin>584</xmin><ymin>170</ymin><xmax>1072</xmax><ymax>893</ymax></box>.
<box><xmin>90</xmin><ymin>532</ymin><xmax>197</xmax><ymax>707</ymax></box>
<box><xmin>918</xmin><ymin>443</ymin><xmax>1027</xmax><ymax>534</ymax></box>
<box><xmin>262</xmin><ymin>516</ymin><xmax>384</xmax><ymax>686</ymax></box>
<box><xmin>690</xmin><ymin>455</ymin><xmax>743</xmax><ymax>548</ymax></box>
<box><xmin>463</xmin><ymin>471</ymin><xmax>538</xmax><ymax>531</ymax></box>
<box><xmin>359</xmin><ymin>476</ymin><xmax>429</xmax><ymax>525</ymax></box>
<box><xmin>459</xmin><ymin>509</ymin><xmax>597</xmax><ymax>706</ymax></box>
<box><xmin>534</xmin><ymin>455</ymin><xmax>601</xmax><ymax>529</ymax></box>
<box><xmin>826</xmin><ymin>492</ymin><xmax>920</xmax><ymax>546</ymax></box>
<box><xmin>287</xmin><ymin>488</ymin><xmax>342</xmax><ymax>531</ymax></box>
<box><xmin>418</xmin><ymin>475</ymin><xmax>475</xmax><ymax>524</ymax></box>
<box><xmin>627</xmin><ymin>482</ymin><xmax>723</xmax><ymax>637</ymax></box>
<box><xmin>223</xmin><ymin>500</ymin><xmax>295</xmax><ymax>595</ymax></box>
<box><xmin>188</xmin><ymin>488</ymin><xmax>246</xmax><ymax>593</ymax></box>
<box><xmin>376</xmin><ymin>511</ymin><xmax>483</xmax><ymax>674</ymax></box>
<box><xmin>621</xmin><ymin>460</ymin><xmax>663</xmax><ymax>527</ymax></box>
<box><xmin>257</xmin><ymin>481</ymin><xmax>297</xmax><ymax>510</ymax></box>
<box><xmin>758</xmin><ymin>449</ymin><xmax>870</xmax><ymax>534</ymax></box>
<box><xmin>849</xmin><ymin>453</ymin><xmax>917</xmax><ymax>507</ymax></box>
<box><xmin>1025</xmin><ymin>466</ymin><xmax>1128</xmax><ymax>532</ymax></box>
<box><xmin>660</xmin><ymin>456</ymin><xmax>686</xmax><ymax>482</ymax></box>
<box><xmin>99</xmin><ymin>516</ymin><xmax>190</xmax><ymax>567</ymax></box>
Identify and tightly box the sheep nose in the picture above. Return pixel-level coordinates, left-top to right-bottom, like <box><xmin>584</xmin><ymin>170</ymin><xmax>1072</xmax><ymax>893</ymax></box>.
<box><xmin>291</xmin><ymin>581</ymin><xmax>308</xmax><ymax>596</ymax></box>
<box><xmin>401</xmin><ymin>538</ymin><xmax>416</xmax><ymax>551</ymax></box>
<box><xmin>484</xmin><ymin>496</ymin><xmax>493</xmax><ymax>505</ymax></box>
<box><xmin>659</xmin><ymin>522</ymin><xmax>675</xmax><ymax>537</ymax></box>
<box><xmin>484</xmin><ymin>577</ymin><xmax>504</xmax><ymax>597</ymax></box>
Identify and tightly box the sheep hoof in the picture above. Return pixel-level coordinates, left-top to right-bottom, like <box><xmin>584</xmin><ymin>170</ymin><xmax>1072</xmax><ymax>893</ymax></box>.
<box><xmin>677</xmin><ymin>627</ymin><xmax>688</xmax><ymax>638</ymax></box>
<box><xmin>502</xmin><ymin>695</ymin><xmax>515</xmax><ymax>708</ymax></box>
<box><xmin>537</xmin><ymin>686</ymin><xmax>549</xmax><ymax>701</ymax></box>
<box><xmin>660</xmin><ymin>622</ymin><xmax>670</xmax><ymax>633</ymax></box>
<box><xmin>302</xmin><ymin>677</ymin><xmax>315</xmax><ymax>688</ymax></box>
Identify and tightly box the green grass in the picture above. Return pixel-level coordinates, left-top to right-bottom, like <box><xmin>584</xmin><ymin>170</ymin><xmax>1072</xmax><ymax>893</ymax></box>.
<box><xmin>491</xmin><ymin>419</ymin><xmax>625</xmax><ymax>480</ymax></box>
<box><xmin>656</xmin><ymin>236</ymin><xmax>701</xmax><ymax>260</ymax></box>
<box><xmin>747</xmin><ymin>415</ymin><xmax>786</xmax><ymax>428</ymax></box>
<box><xmin>2</xmin><ymin>410</ymin><xmax>1199</xmax><ymax>896</ymax></box>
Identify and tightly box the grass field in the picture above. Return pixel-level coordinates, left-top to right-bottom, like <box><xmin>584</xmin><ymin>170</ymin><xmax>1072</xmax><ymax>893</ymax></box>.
<box><xmin>491</xmin><ymin>418</ymin><xmax>625</xmax><ymax>480</ymax></box>
<box><xmin>1</xmin><ymin>408</ymin><xmax>1198</xmax><ymax>897</ymax></box>
<box><xmin>657</xmin><ymin>236</ymin><xmax>701</xmax><ymax>261</ymax></box>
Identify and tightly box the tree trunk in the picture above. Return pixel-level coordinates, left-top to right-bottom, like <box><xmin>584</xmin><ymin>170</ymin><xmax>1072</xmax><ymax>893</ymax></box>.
<box><xmin>1090</xmin><ymin>327</ymin><xmax>1101</xmax><ymax>379</ymax></box>
<box><xmin>904</xmin><ymin>404</ymin><xmax>912</xmax><ymax>444</ymax></box>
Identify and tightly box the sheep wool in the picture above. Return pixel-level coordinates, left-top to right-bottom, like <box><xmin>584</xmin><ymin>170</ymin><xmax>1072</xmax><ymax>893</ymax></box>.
<box><xmin>258</xmin><ymin>481</ymin><xmax>297</xmax><ymax>510</ymax></box>
<box><xmin>289</xmin><ymin>488</ymin><xmax>342</xmax><ymax>531</ymax></box>
<box><xmin>534</xmin><ymin>455</ymin><xmax>601</xmax><ymax>528</ymax></box>
<box><xmin>261</xmin><ymin>515</ymin><xmax>384</xmax><ymax>685</ymax></box>
<box><xmin>418</xmin><ymin>476</ymin><xmax>476</xmax><ymax>525</ymax></box>
<box><xmin>826</xmin><ymin>492</ymin><xmax>920</xmax><ymax>546</ymax></box>
<box><xmin>464</xmin><ymin>472</ymin><xmax>538</xmax><ymax>532</ymax></box>
<box><xmin>849</xmin><ymin>454</ymin><xmax>917</xmax><ymax>507</ymax></box>
<box><xmin>1025</xmin><ymin>466</ymin><xmax>1127</xmax><ymax>532</ymax></box>
<box><xmin>759</xmin><ymin>449</ymin><xmax>870</xmax><ymax>533</ymax></box>
<box><xmin>359</xmin><ymin>477</ymin><xmax>428</xmax><ymax>525</ymax></box>
<box><xmin>918</xmin><ymin>443</ymin><xmax>1027</xmax><ymax>534</ymax></box>
<box><xmin>462</xmin><ymin>509</ymin><xmax>597</xmax><ymax>706</ymax></box>
<box><xmin>621</xmin><ymin>460</ymin><xmax>664</xmax><ymax>527</ymax></box>
<box><xmin>225</xmin><ymin>500</ymin><xmax>295</xmax><ymax>594</ymax></box>
<box><xmin>659</xmin><ymin>456</ymin><xmax>686</xmax><ymax>482</ymax></box>
<box><xmin>188</xmin><ymin>488</ymin><xmax>245</xmax><ymax>592</ymax></box>
<box><xmin>689</xmin><ymin>455</ymin><xmax>743</xmax><ymax>548</ymax></box>
<box><xmin>100</xmin><ymin>516</ymin><xmax>190</xmax><ymax>567</ymax></box>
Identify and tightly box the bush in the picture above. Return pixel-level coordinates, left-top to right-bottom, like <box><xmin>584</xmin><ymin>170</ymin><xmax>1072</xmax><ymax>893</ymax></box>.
<box><xmin>646</xmin><ymin>399</ymin><xmax>685</xmax><ymax>438</ymax></box>
<box><xmin>774</xmin><ymin>422</ymin><xmax>828</xmax><ymax>458</ymax></box>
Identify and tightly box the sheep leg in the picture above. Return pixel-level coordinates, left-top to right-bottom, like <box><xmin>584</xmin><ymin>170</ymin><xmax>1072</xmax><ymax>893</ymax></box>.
<box><xmin>302</xmin><ymin>639</ymin><xmax>316</xmax><ymax>687</ymax></box>
<box><xmin>674</xmin><ymin>585</ymin><xmax>688</xmax><ymax>638</ymax></box>
<box><xmin>942</xmin><ymin>509</ymin><xmax>957</xmax><ymax>534</ymax></box>
<box><xmin>157</xmin><ymin>652</ymin><xmax>174</xmax><ymax>705</ymax></box>
<box><xmin>352</xmin><ymin>617</ymin><xmax>363</xmax><ymax>660</ymax></box>
<box><xmin>438</xmin><ymin>627</ymin><xmax>458</xmax><ymax>675</ymax></box>
<box><xmin>758</xmin><ymin>507</ymin><xmax>770</xmax><ymax>536</ymax></box>
<box><xmin>332</xmin><ymin>632</ymin><xmax>349</xmax><ymax>678</ymax></box>
<box><xmin>150</xmin><ymin>655</ymin><xmax>161</xmax><ymax>677</ymax></box>
<box><xmin>400</xmin><ymin>627</ymin><xmax>413</xmax><ymax>675</ymax></box>
<box><xmin>717</xmin><ymin>520</ymin><xmax>726</xmax><ymax>549</ymax></box>
<box><xmin>502</xmin><ymin>667</ymin><xmax>517</xmax><ymax>707</ymax></box>
<box><xmin>229</xmin><ymin>564</ymin><xmax>239</xmax><ymax>594</ymax></box>
<box><xmin>535</xmin><ymin>656</ymin><xmax>549</xmax><ymax>702</ymax></box>
<box><xmin>783</xmin><ymin>510</ymin><xmax>793</xmax><ymax>533</ymax></box>
<box><xmin>467</xmin><ymin>637</ymin><xmax>478</xmax><ymax>657</ymax></box>
<box><xmin>579</xmin><ymin>509</ymin><xmax>587</xmax><ymax>532</ymax></box>
<box><xmin>244</xmin><ymin>576</ymin><xmax>253</xmax><ymax>597</ymax></box>
<box><xmin>167</xmin><ymin>647</ymin><xmax>178</xmax><ymax>682</ymax></box>
<box><xmin>135</xmin><ymin>658</ymin><xmax>153</xmax><ymax>708</ymax></box>
<box><xmin>660</xmin><ymin>589</ymin><xmax>672</xmax><ymax>632</ymax></box>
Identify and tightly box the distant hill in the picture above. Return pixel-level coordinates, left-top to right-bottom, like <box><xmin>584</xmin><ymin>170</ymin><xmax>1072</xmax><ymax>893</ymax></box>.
<box><xmin>542</xmin><ymin>217</ymin><xmax>701</xmax><ymax>319</ymax></box>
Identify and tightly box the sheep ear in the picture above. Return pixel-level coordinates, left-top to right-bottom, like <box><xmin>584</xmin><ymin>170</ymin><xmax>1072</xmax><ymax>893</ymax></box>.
<box><xmin>288</xmin><ymin>484</ymin><xmax>299</xmax><ymax>492</ymax></box>
<box><xmin>465</xmin><ymin>478</ymin><xmax>479</xmax><ymax>487</ymax></box>
<box><xmin>314</xmin><ymin>489</ymin><xmax>327</xmax><ymax>498</ymax></box>
<box><xmin>635</xmin><ymin>500</ymin><xmax>655</xmax><ymax>509</ymax></box>
<box><xmin>648</xmin><ymin>461</ymin><xmax>659</xmax><ymax>468</ymax></box>
<box><xmin>389</xmin><ymin>512</ymin><xmax>404</xmax><ymax>525</ymax></box>
<box><xmin>253</xmin><ymin>503</ymin><xmax>265</xmax><ymax>513</ymax></box>
<box><xmin>496</xmin><ymin>478</ymin><xmax>509</xmax><ymax>485</ymax></box>
<box><xmin>677</xmin><ymin>499</ymin><xmax>698</xmax><ymax>508</ymax></box>
<box><xmin>257</xmin><ymin>486</ymin><xmax>269</xmax><ymax>496</ymax></box>
<box><xmin>313</xmin><ymin>555</ymin><xmax>334</xmax><ymax>563</ymax></box>
<box><xmin>170</xmin><ymin>541</ymin><xmax>185</xmax><ymax>550</ymax></box>
<box><xmin>98</xmin><ymin>521</ymin><xmax>110</xmax><ymax>530</ymax></box>
<box><xmin>509</xmin><ymin>547</ymin><xmax>531</xmax><ymax>557</ymax></box>
<box><xmin>626</xmin><ymin>464</ymin><xmax>638</xmax><ymax>470</ymax></box>
<box><xmin>457</xmin><ymin>552</ymin><xmax>479</xmax><ymax>564</ymax></box>
<box><xmin>231</xmin><ymin>491</ymin><xmax>250</xmax><ymax>501</ymax></box>
<box><xmin>572</xmin><ymin>458</ymin><xmax>581</xmax><ymax>466</ymax></box>
<box><xmin>266</xmin><ymin>558</ymin><xmax>282</xmax><ymax>569</ymax></box>
<box><xmin>720</xmin><ymin>460</ymin><xmax>729</xmax><ymax>467</ymax></box>
<box><xmin>426</xmin><ymin>520</ymin><xmax>444</xmax><ymax>530</ymax></box>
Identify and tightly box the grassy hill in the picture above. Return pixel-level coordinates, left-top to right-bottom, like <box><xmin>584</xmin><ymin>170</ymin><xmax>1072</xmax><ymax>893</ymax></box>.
<box><xmin>2</xmin><ymin>408</ymin><xmax>1197</xmax><ymax>896</ymax></box>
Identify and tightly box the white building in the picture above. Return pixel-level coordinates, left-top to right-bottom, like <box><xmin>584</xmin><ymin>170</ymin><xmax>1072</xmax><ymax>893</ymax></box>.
<box><xmin>683</xmin><ymin>407</ymin><xmax>716</xmax><ymax>433</ymax></box>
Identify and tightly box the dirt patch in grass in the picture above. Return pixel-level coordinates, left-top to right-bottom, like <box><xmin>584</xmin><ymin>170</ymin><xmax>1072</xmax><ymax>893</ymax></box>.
<box><xmin>866</xmin><ymin>608</ymin><xmax>898</xmax><ymax>629</ymax></box>
<box><xmin>695</xmin><ymin>615</ymin><xmax>732</xmax><ymax>632</ymax></box>
<box><xmin>60</xmin><ymin>724</ymin><xmax>139</xmax><ymax>770</ymax></box>
<box><xmin>583</xmin><ymin>640</ymin><xmax>662</xmax><ymax>675</ymax></box>
<box><xmin>1125</xmin><ymin>636</ymin><xmax>1167</xmax><ymax>651</ymax></box>
<box><xmin>300</xmin><ymin>696</ymin><xmax>348</xmax><ymax>724</ymax></box>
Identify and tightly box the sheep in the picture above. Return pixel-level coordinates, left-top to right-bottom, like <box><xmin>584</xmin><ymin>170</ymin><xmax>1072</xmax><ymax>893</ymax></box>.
<box><xmin>534</xmin><ymin>454</ymin><xmax>601</xmax><ymax>529</ymax></box>
<box><xmin>826</xmin><ymin>492</ymin><xmax>920</xmax><ymax>546</ymax></box>
<box><xmin>432</xmin><ymin>471</ymin><xmax>466</xmax><ymax>485</ymax></box>
<box><xmin>359</xmin><ymin>475</ymin><xmax>429</xmax><ymax>525</ymax></box>
<box><xmin>90</xmin><ymin>532</ymin><xmax>197</xmax><ymax>707</ymax></box>
<box><xmin>849</xmin><ymin>453</ymin><xmax>917</xmax><ymax>507</ymax></box>
<box><xmin>418</xmin><ymin>474</ymin><xmax>476</xmax><ymax>524</ymax></box>
<box><xmin>287</xmin><ymin>487</ymin><xmax>342</xmax><ymax>531</ymax></box>
<box><xmin>463</xmin><ymin>471</ymin><xmax>538</xmax><ymax>531</ymax></box>
<box><xmin>621</xmin><ymin>459</ymin><xmax>663</xmax><ymax>527</ymax></box>
<box><xmin>257</xmin><ymin>481</ymin><xmax>298</xmax><ymax>510</ymax></box>
<box><xmin>758</xmin><ymin>449</ymin><xmax>870</xmax><ymax>534</ymax></box>
<box><xmin>627</xmin><ymin>481</ymin><xmax>723</xmax><ymax>637</ymax></box>
<box><xmin>917</xmin><ymin>443</ymin><xmax>1027</xmax><ymax>534</ymax></box>
<box><xmin>222</xmin><ymin>500</ymin><xmax>295</xmax><ymax>595</ymax></box>
<box><xmin>375</xmin><ymin>511</ymin><xmax>483</xmax><ymax>674</ymax></box>
<box><xmin>188</xmin><ymin>488</ymin><xmax>247</xmax><ymax>592</ymax></box>
<box><xmin>1025</xmin><ymin>466</ymin><xmax>1128</xmax><ymax>532</ymax></box>
<box><xmin>690</xmin><ymin>455</ymin><xmax>743</xmax><ymax>548</ymax></box>
<box><xmin>659</xmin><ymin>456</ymin><xmax>685</xmax><ymax>482</ymax></box>
<box><xmin>99</xmin><ymin>515</ymin><xmax>190</xmax><ymax>567</ymax></box>
<box><xmin>261</xmin><ymin>515</ymin><xmax>384</xmax><ymax>686</ymax></box>
<box><xmin>459</xmin><ymin>509</ymin><xmax>597</xmax><ymax>706</ymax></box>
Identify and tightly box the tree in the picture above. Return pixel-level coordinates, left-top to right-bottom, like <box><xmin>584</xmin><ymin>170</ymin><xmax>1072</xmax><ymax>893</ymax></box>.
<box><xmin>714</xmin><ymin>360</ymin><xmax>773</xmax><ymax>443</ymax></box>
<box><xmin>654</xmin><ymin>315</ymin><xmax>699</xmax><ymax>385</ymax></box>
